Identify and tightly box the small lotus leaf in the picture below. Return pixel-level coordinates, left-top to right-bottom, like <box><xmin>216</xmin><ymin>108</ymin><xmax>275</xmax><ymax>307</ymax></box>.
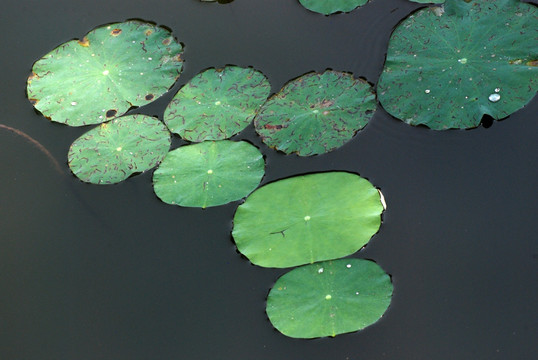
<box><xmin>377</xmin><ymin>0</ymin><xmax>538</xmax><ymax>129</ymax></box>
<box><xmin>27</xmin><ymin>20</ymin><xmax>184</xmax><ymax>126</ymax></box>
<box><xmin>254</xmin><ymin>70</ymin><xmax>376</xmax><ymax>156</ymax></box>
<box><xmin>232</xmin><ymin>172</ymin><xmax>383</xmax><ymax>268</ymax></box>
<box><xmin>266</xmin><ymin>259</ymin><xmax>393</xmax><ymax>338</ymax></box>
<box><xmin>164</xmin><ymin>66</ymin><xmax>270</xmax><ymax>142</ymax></box>
<box><xmin>298</xmin><ymin>0</ymin><xmax>369</xmax><ymax>15</ymax></box>
<box><xmin>68</xmin><ymin>115</ymin><xmax>171</xmax><ymax>184</ymax></box>
<box><xmin>153</xmin><ymin>140</ymin><xmax>264</xmax><ymax>208</ymax></box>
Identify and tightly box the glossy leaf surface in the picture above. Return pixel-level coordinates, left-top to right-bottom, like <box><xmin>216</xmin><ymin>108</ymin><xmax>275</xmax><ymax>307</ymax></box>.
<box><xmin>232</xmin><ymin>172</ymin><xmax>383</xmax><ymax>268</ymax></box>
<box><xmin>164</xmin><ymin>66</ymin><xmax>270</xmax><ymax>142</ymax></box>
<box><xmin>254</xmin><ymin>70</ymin><xmax>376</xmax><ymax>156</ymax></box>
<box><xmin>266</xmin><ymin>259</ymin><xmax>393</xmax><ymax>338</ymax></box>
<box><xmin>27</xmin><ymin>20</ymin><xmax>183</xmax><ymax>126</ymax></box>
<box><xmin>377</xmin><ymin>0</ymin><xmax>538</xmax><ymax>129</ymax></box>
<box><xmin>68</xmin><ymin>115</ymin><xmax>171</xmax><ymax>184</ymax></box>
<box><xmin>299</xmin><ymin>0</ymin><xmax>369</xmax><ymax>15</ymax></box>
<box><xmin>153</xmin><ymin>140</ymin><xmax>264</xmax><ymax>208</ymax></box>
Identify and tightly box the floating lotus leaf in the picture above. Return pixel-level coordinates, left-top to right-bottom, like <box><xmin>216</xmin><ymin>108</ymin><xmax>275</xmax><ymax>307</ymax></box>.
<box><xmin>298</xmin><ymin>0</ymin><xmax>369</xmax><ymax>15</ymax></box>
<box><xmin>164</xmin><ymin>66</ymin><xmax>270</xmax><ymax>142</ymax></box>
<box><xmin>68</xmin><ymin>115</ymin><xmax>171</xmax><ymax>184</ymax></box>
<box><xmin>232</xmin><ymin>172</ymin><xmax>383</xmax><ymax>268</ymax></box>
<box><xmin>27</xmin><ymin>20</ymin><xmax>184</xmax><ymax>126</ymax></box>
<box><xmin>266</xmin><ymin>259</ymin><xmax>393</xmax><ymax>338</ymax></box>
<box><xmin>153</xmin><ymin>140</ymin><xmax>264</xmax><ymax>208</ymax></box>
<box><xmin>377</xmin><ymin>0</ymin><xmax>538</xmax><ymax>130</ymax></box>
<box><xmin>254</xmin><ymin>70</ymin><xmax>376</xmax><ymax>156</ymax></box>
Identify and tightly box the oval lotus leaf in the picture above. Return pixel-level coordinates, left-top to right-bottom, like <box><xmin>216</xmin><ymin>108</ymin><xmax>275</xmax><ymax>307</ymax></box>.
<box><xmin>232</xmin><ymin>172</ymin><xmax>383</xmax><ymax>268</ymax></box>
<box><xmin>299</xmin><ymin>0</ymin><xmax>369</xmax><ymax>15</ymax></box>
<box><xmin>254</xmin><ymin>70</ymin><xmax>376</xmax><ymax>156</ymax></box>
<box><xmin>153</xmin><ymin>140</ymin><xmax>265</xmax><ymax>208</ymax></box>
<box><xmin>266</xmin><ymin>259</ymin><xmax>393</xmax><ymax>338</ymax></box>
<box><xmin>377</xmin><ymin>0</ymin><xmax>538</xmax><ymax>130</ymax></box>
<box><xmin>68</xmin><ymin>115</ymin><xmax>171</xmax><ymax>184</ymax></box>
<box><xmin>164</xmin><ymin>66</ymin><xmax>270</xmax><ymax>142</ymax></box>
<box><xmin>27</xmin><ymin>20</ymin><xmax>184</xmax><ymax>126</ymax></box>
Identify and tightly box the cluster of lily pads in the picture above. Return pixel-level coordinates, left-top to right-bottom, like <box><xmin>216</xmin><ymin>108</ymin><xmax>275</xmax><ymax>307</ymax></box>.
<box><xmin>233</xmin><ymin>172</ymin><xmax>392</xmax><ymax>338</ymax></box>
<box><xmin>25</xmin><ymin>0</ymin><xmax>537</xmax><ymax>338</ymax></box>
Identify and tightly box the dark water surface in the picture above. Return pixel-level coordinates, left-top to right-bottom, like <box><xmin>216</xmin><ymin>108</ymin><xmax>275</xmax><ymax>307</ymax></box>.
<box><xmin>1</xmin><ymin>1</ymin><xmax>537</xmax><ymax>359</ymax></box>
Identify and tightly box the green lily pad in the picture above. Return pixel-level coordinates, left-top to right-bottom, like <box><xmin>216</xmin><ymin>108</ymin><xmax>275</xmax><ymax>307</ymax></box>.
<box><xmin>164</xmin><ymin>66</ymin><xmax>270</xmax><ymax>142</ymax></box>
<box><xmin>298</xmin><ymin>0</ymin><xmax>369</xmax><ymax>15</ymax></box>
<box><xmin>377</xmin><ymin>0</ymin><xmax>538</xmax><ymax>130</ymax></box>
<box><xmin>232</xmin><ymin>172</ymin><xmax>383</xmax><ymax>268</ymax></box>
<box><xmin>266</xmin><ymin>259</ymin><xmax>393</xmax><ymax>338</ymax></box>
<box><xmin>27</xmin><ymin>20</ymin><xmax>184</xmax><ymax>126</ymax></box>
<box><xmin>68</xmin><ymin>115</ymin><xmax>171</xmax><ymax>184</ymax></box>
<box><xmin>254</xmin><ymin>70</ymin><xmax>376</xmax><ymax>156</ymax></box>
<box><xmin>153</xmin><ymin>140</ymin><xmax>265</xmax><ymax>208</ymax></box>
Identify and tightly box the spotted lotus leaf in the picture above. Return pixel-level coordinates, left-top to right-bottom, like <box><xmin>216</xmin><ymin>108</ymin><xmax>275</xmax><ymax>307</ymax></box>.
<box><xmin>377</xmin><ymin>0</ymin><xmax>538</xmax><ymax>129</ymax></box>
<box><xmin>27</xmin><ymin>20</ymin><xmax>184</xmax><ymax>126</ymax></box>
<box><xmin>254</xmin><ymin>70</ymin><xmax>376</xmax><ymax>156</ymax></box>
<box><xmin>68</xmin><ymin>115</ymin><xmax>171</xmax><ymax>184</ymax></box>
<box><xmin>153</xmin><ymin>140</ymin><xmax>265</xmax><ymax>208</ymax></box>
<box><xmin>266</xmin><ymin>259</ymin><xmax>393</xmax><ymax>338</ymax></box>
<box><xmin>164</xmin><ymin>66</ymin><xmax>270</xmax><ymax>142</ymax></box>
<box><xmin>298</xmin><ymin>0</ymin><xmax>369</xmax><ymax>15</ymax></box>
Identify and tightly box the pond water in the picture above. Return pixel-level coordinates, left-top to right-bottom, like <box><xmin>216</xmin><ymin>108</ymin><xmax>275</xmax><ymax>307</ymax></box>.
<box><xmin>1</xmin><ymin>1</ymin><xmax>537</xmax><ymax>359</ymax></box>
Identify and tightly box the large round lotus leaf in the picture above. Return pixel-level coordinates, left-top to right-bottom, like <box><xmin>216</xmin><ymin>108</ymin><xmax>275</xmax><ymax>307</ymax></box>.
<box><xmin>266</xmin><ymin>259</ymin><xmax>393</xmax><ymax>338</ymax></box>
<box><xmin>254</xmin><ymin>70</ymin><xmax>376</xmax><ymax>156</ymax></box>
<box><xmin>298</xmin><ymin>0</ymin><xmax>369</xmax><ymax>15</ymax></box>
<box><xmin>232</xmin><ymin>172</ymin><xmax>383</xmax><ymax>268</ymax></box>
<box><xmin>68</xmin><ymin>115</ymin><xmax>171</xmax><ymax>184</ymax></box>
<box><xmin>27</xmin><ymin>20</ymin><xmax>184</xmax><ymax>126</ymax></box>
<box><xmin>164</xmin><ymin>66</ymin><xmax>270</xmax><ymax>142</ymax></box>
<box><xmin>377</xmin><ymin>0</ymin><xmax>538</xmax><ymax>130</ymax></box>
<box><xmin>153</xmin><ymin>140</ymin><xmax>264</xmax><ymax>208</ymax></box>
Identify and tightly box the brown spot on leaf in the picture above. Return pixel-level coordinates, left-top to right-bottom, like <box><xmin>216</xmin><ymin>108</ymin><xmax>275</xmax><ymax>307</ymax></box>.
<box><xmin>264</xmin><ymin>124</ymin><xmax>283</xmax><ymax>130</ymax></box>
<box><xmin>320</xmin><ymin>99</ymin><xmax>334</xmax><ymax>108</ymax></box>
<box><xmin>162</xmin><ymin>37</ymin><xmax>171</xmax><ymax>46</ymax></box>
<box><xmin>78</xmin><ymin>37</ymin><xmax>90</xmax><ymax>47</ymax></box>
<box><xmin>172</xmin><ymin>54</ymin><xmax>182</xmax><ymax>62</ymax></box>
<box><xmin>145</xmin><ymin>94</ymin><xmax>154</xmax><ymax>101</ymax></box>
<box><xmin>29</xmin><ymin>98</ymin><xmax>39</xmax><ymax>105</ymax></box>
<box><xmin>526</xmin><ymin>60</ymin><xmax>538</xmax><ymax>67</ymax></box>
<box><xmin>145</xmin><ymin>29</ymin><xmax>153</xmax><ymax>36</ymax></box>
<box><xmin>27</xmin><ymin>72</ymin><xmax>38</xmax><ymax>82</ymax></box>
<box><xmin>111</xmin><ymin>28</ymin><xmax>122</xmax><ymax>36</ymax></box>
<box><xmin>106</xmin><ymin>109</ymin><xmax>117</xmax><ymax>118</ymax></box>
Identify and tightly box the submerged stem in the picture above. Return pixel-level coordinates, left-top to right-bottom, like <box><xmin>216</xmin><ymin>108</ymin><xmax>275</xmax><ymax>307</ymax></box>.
<box><xmin>0</xmin><ymin>124</ymin><xmax>64</xmax><ymax>175</ymax></box>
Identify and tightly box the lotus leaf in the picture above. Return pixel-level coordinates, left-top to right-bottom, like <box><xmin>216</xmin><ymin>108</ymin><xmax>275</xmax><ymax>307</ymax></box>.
<box><xmin>68</xmin><ymin>115</ymin><xmax>171</xmax><ymax>184</ymax></box>
<box><xmin>153</xmin><ymin>140</ymin><xmax>264</xmax><ymax>208</ymax></box>
<box><xmin>164</xmin><ymin>66</ymin><xmax>270</xmax><ymax>142</ymax></box>
<box><xmin>298</xmin><ymin>0</ymin><xmax>369</xmax><ymax>15</ymax></box>
<box><xmin>27</xmin><ymin>20</ymin><xmax>184</xmax><ymax>126</ymax></box>
<box><xmin>254</xmin><ymin>70</ymin><xmax>376</xmax><ymax>156</ymax></box>
<box><xmin>377</xmin><ymin>0</ymin><xmax>538</xmax><ymax>129</ymax></box>
<box><xmin>232</xmin><ymin>172</ymin><xmax>383</xmax><ymax>268</ymax></box>
<box><xmin>266</xmin><ymin>259</ymin><xmax>393</xmax><ymax>338</ymax></box>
